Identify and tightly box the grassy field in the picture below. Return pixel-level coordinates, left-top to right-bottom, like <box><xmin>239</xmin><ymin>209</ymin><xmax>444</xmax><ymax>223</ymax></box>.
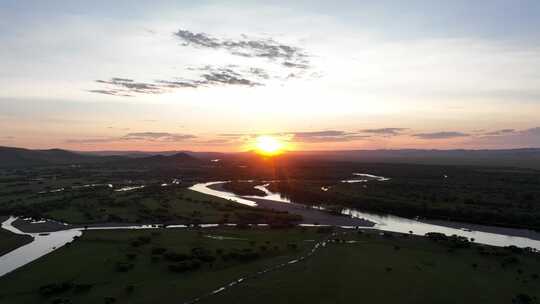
<box><xmin>204</xmin><ymin>231</ymin><xmax>540</xmax><ymax>304</ymax></box>
<box><xmin>0</xmin><ymin>227</ymin><xmax>324</xmax><ymax>304</ymax></box>
<box><xmin>40</xmin><ymin>187</ymin><xmax>299</xmax><ymax>225</ymax></box>
<box><xmin>1</xmin><ymin>227</ymin><xmax>539</xmax><ymax>304</ymax></box>
<box><xmin>0</xmin><ymin>169</ymin><xmax>299</xmax><ymax>225</ymax></box>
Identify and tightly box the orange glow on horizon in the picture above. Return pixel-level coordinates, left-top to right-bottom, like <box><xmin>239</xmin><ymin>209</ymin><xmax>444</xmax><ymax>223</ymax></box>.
<box><xmin>253</xmin><ymin>135</ymin><xmax>287</xmax><ymax>156</ymax></box>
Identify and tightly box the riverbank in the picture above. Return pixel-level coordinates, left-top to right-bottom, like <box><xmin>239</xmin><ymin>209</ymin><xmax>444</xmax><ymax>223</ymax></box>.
<box><xmin>0</xmin><ymin>217</ymin><xmax>33</xmax><ymax>256</ymax></box>
<box><xmin>206</xmin><ymin>182</ymin><xmax>375</xmax><ymax>227</ymax></box>
<box><xmin>421</xmin><ymin>219</ymin><xmax>540</xmax><ymax>242</ymax></box>
<box><xmin>197</xmin><ymin>181</ymin><xmax>540</xmax><ymax>250</ymax></box>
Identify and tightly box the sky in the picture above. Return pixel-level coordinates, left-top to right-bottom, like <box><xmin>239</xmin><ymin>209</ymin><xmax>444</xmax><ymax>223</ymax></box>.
<box><xmin>1</xmin><ymin>0</ymin><xmax>540</xmax><ymax>152</ymax></box>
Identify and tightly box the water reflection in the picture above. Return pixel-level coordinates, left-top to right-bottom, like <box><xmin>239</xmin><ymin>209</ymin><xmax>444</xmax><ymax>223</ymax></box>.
<box><xmin>189</xmin><ymin>182</ymin><xmax>258</xmax><ymax>207</ymax></box>
<box><xmin>0</xmin><ymin>217</ymin><xmax>82</xmax><ymax>277</ymax></box>
<box><xmin>191</xmin><ymin>181</ymin><xmax>540</xmax><ymax>250</ymax></box>
<box><xmin>248</xmin><ymin>184</ymin><xmax>292</xmax><ymax>203</ymax></box>
<box><xmin>342</xmin><ymin>209</ymin><xmax>540</xmax><ymax>250</ymax></box>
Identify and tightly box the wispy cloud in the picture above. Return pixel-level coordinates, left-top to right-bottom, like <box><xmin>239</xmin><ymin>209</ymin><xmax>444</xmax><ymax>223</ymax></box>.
<box><xmin>290</xmin><ymin>130</ymin><xmax>369</xmax><ymax>142</ymax></box>
<box><xmin>65</xmin><ymin>138</ymin><xmax>119</xmax><ymax>144</ymax></box>
<box><xmin>66</xmin><ymin>132</ymin><xmax>196</xmax><ymax>144</ymax></box>
<box><xmin>218</xmin><ymin>130</ymin><xmax>370</xmax><ymax>143</ymax></box>
<box><xmin>123</xmin><ymin>132</ymin><xmax>196</xmax><ymax>142</ymax></box>
<box><xmin>197</xmin><ymin>66</ymin><xmax>261</xmax><ymax>86</ymax></box>
<box><xmin>0</xmin><ymin>136</ymin><xmax>15</xmax><ymax>141</ymax></box>
<box><xmin>471</xmin><ymin>127</ymin><xmax>540</xmax><ymax>148</ymax></box>
<box><xmin>87</xmin><ymin>89</ymin><xmax>134</xmax><ymax>97</ymax></box>
<box><xmin>174</xmin><ymin>29</ymin><xmax>309</xmax><ymax>68</ymax></box>
<box><xmin>360</xmin><ymin>128</ymin><xmax>408</xmax><ymax>136</ymax></box>
<box><xmin>90</xmin><ymin>65</ymin><xmax>263</xmax><ymax>96</ymax></box>
<box><xmin>88</xmin><ymin>28</ymin><xmax>314</xmax><ymax>97</ymax></box>
<box><xmin>524</xmin><ymin>127</ymin><xmax>540</xmax><ymax>135</ymax></box>
<box><xmin>483</xmin><ymin>129</ymin><xmax>516</xmax><ymax>136</ymax></box>
<box><xmin>413</xmin><ymin>131</ymin><xmax>470</xmax><ymax>139</ymax></box>
<box><xmin>96</xmin><ymin>78</ymin><xmax>163</xmax><ymax>94</ymax></box>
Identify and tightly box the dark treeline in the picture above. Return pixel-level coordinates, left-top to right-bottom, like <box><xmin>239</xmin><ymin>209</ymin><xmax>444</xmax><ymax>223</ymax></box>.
<box><xmin>263</xmin><ymin>163</ymin><xmax>540</xmax><ymax>231</ymax></box>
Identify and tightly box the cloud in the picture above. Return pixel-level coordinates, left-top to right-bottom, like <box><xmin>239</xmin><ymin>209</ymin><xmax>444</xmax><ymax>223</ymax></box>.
<box><xmin>90</xmin><ymin>66</ymin><xmax>262</xmax><ymax>96</ymax></box>
<box><xmin>174</xmin><ymin>29</ymin><xmax>309</xmax><ymax>68</ymax></box>
<box><xmin>470</xmin><ymin>127</ymin><xmax>540</xmax><ymax>148</ymax></box>
<box><xmin>65</xmin><ymin>138</ymin><xmax>118</xmax><ymax>144</ymax></box>
<box><xmin>413</xmin><ymin>131</ymin><xmax>470</xmax><ymax>139</ymax></box>
<box><xmin>96</xmin><ymin>78</ymin><xmax>163</xmax><ymax>94</ymax></box>
<box><xmin>0</xmin><ymin>136</ymin><xmax>15</xmax><ymax>141</ymax></box>
<box><xmin>66</xmin><ymin>132</ymin><xmax>196</xmax><ymax>144</ymax></box>
<box><xmin>524</xmin><ymin>127</ymin><xmax>540</xmax><ymax>135</ymax></box>
<box><xmin>291</xmin><ymin>130</ymin><xmax>370</xmax><ymax>142</ymax></box>
<box><xmin>87</xmin><ymin>89</ymin><xmax>133</xmax><ymax>97</ymax></box>
<box><xmin>218</xmin><ymin>130</ymin><xmax>370</xmax><ymax>143</ymax></box>
<box><xmin>199</xmin><ymin>67</ymin><xmax>261</xmax><ymax>86</ymax></box>
<box><xmin>89</xmin><ymin>29</ymin><xmax>313</xmax><ymax>97</ymax></box>
<box><xmin>282</xmin><ymin>62</ymin><xmax>309</xmax><ymax>69</ymax></box>
<box><xmin>483</xmin><ymin>129</ymin><xmax>516</xmax><ymax>136</ymax></box>
<box><xmin>249</xmin><ymin>68</ymin><xmax>270</xmax><ymax>79</ymax></box>
<box><xmin>154</xmin><ymin>80</ymin><xmax>198</xmax><ymax>89</ymax></box>
<box><xmin>193</xmin><ymin>138</ymin><xmax>234</xmax><ymax>145</ymax></box>
<box><xmin>360</xmin><ymin>128</ymin><xmax>408</xmax><ymax>136</ymax></box>
<box><xmin>122</xmin><ymin>132</ymin><xmax>196</xmax><ymax>142</ymax></box>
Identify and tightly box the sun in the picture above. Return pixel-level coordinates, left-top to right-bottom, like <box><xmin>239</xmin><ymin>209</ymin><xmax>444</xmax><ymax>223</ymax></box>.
<box><xmin>254</xmin><ymin>135</ymin><xmax>285</xmax><ymax>156</ymax></box>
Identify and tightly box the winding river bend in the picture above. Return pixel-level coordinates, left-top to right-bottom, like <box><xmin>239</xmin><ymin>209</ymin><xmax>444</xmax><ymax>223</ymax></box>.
<box><xmin>2</xmin><ymin>180</ymin><xmax>540</xmax><ymax>278</ymax></box>
<box><xmin>0</xmin><ymin>217</ymin><xmax>82</xmax><ymax>277</ymax></box>
<box><xmin>190</xmin><ymin>181</ymin><xmax>540</xmax><ymax>250</ymax></box>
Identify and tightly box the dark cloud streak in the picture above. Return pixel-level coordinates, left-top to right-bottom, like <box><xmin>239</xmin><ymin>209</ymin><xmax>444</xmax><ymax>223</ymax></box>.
<box><xmin>360</xmin><ymin>128</ymin><xmax>408</xmax><ymax>136</ymax></box>
<box><xmin>174</xmin><ymin>29</ymin><xmax>309</xmax><ymax>68</ymax></box>
<box><xmin>413</xmin><ymin>131</ymin><xmax>470</xmax><ymax>139</ymax></box>
<box><xmin>66</xmin><ymin>132</ymin><xmax>197</xmax><ymax>144</ymax></box>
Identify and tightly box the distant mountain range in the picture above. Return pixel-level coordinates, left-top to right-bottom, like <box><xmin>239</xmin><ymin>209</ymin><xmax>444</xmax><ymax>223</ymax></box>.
<box><xmin>79</xmin><ymin>150</ymin><xmax>225</xmax><ymax>160</ymax></box>
<box><xmin>286</xmin><ymin>148</ymin><xmax>540</xmax><ymax>169</ymax></box>
<box><xmin>1</xmin><ymin>146</ymin><xmax>540</xmax><ymax>169</ymax></box>
<box><xmin>0</xmin><ymin>146</ymin><xmax>199</xmax><ymax>168</ymax></box>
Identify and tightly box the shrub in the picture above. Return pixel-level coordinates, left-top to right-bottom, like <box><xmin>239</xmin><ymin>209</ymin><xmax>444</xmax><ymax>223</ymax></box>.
<box><xmin>126</xmin><ymin>253</ymin><xmax>137</xmax><ymax>260</ymax></box>
<box><xmin>512</xmin><ymin>293</ymin><xmax>533</xmax><ymax>304</ymax></box>
<box><xmin>104</xmin><ymin>297</ymin><xmax>117</xmax><ymax>304</ymax></box>
<box><xmin>73</xmin><ymin>283</ymin><xmax>93</xmax><ymax>293</ymax></box>
<box><xmin>138</xmin><ymin>236</ymin><xmax>151</xmax><ymax>243</ymax></box>
<box><xmin>51</xmin><ymin>298</ymin><xmax>72</xmax><ymax>304</ymax></box>
<box><xmin>39</xmin><ymin>282</ymin><xmax>73</xmax><ymax>296</ymax></box>
<box><xmin>125</xmin><ymin>285</ymin><xmax>135</xmax><ymax>293</ymax></box>
<box><xmin>151</xmin><ymin>247</ymin><xmax>166</xmax><ymax>255</ymax></box>
<box><xmin>287</xmin><ymin>243</ymin><xmax>298</xmax><ymax>250</ymax></box>
<box><xmin>501</xmin><ymin>256</ymin><xmax>520</xmax><ymax>267</ymax></box>
<box><xmin>130</xmin><ymin>240</ymin><xmax>142</xmax><ymax>247</ymax></box>
<box><xmin>191</xmin><ymin>247</ymin><xmax>216</xmax><ymax>262</ymax></box>
<box><xmin>115</xmin><ymin>262</ymin><xmax>134</xmax><ymax>272</ymax></box>
<box><xmin>164</xmin><ymin>252</ymin><xmax>190</xmax><ymax>262</ymax></box>
<box><xmin>168</xmin><ymin>260</ymin><xmax>202</xmax><ymax>273</ymax></box>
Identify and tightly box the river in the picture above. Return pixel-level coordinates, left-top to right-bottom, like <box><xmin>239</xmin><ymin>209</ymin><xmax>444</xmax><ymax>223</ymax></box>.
<box><xmin>190</xmin><ymin>181</ymin><xmax>540</xmax><ymax>250</ymax></box>
<box><xmin>2</xmin><ymin>180</ymin><xmax>539</xmax><ymax>278</ymax></box>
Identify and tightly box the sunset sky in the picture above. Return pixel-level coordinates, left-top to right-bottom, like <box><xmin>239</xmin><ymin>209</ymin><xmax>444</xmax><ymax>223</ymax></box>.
<box><xmin>1</xmin><ymin>0</ymin><xmax>540</xmax><ymax>151</ymax></box>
